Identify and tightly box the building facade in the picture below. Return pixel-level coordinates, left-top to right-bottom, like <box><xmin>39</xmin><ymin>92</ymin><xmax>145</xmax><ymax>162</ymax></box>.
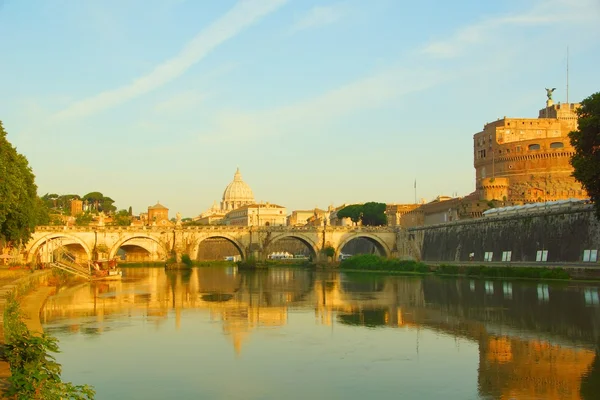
<box><xmin>385</xmin><ymin>204</ymin><xmax>420</xmax><ymax>226</ymax></box>
<box><xmin>70</xmin><ymin>199</ymin><xmax>83</xmax><ymax>216</ymax></box>
<box><xmin>223</xmin><ymin>203</ymin><xmax>287</xmax><ymax>227</ymax></box>
<box><xmin>148</xmin><ymin>202</ymin><xmax>170</xmax><ymax>226</ymax></box>
<box><xmin>473</xmin><ymin>100</ymin><xmax>586</xmax><ymax>203</ymax></box>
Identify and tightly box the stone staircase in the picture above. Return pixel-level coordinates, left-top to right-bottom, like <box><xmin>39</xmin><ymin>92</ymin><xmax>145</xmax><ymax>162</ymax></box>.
<box><xmin>50</xmin><ymin>246</ymin><xmax>92</xmax><ymax>280</ymax></box>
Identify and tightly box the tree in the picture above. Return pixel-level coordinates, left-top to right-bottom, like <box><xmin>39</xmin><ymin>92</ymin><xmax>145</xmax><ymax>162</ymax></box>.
<box><xmin>75</xmin><ymin>212</ymin><xmax>93</xmax><ymax>226</ymax></box>
<box><xmin>336</xmin><ymin>203</ymin><xmax>388</xmax><ymax>226</ymax></box>
<box><xmin>112</xmin><ymin>209</ymin><xmax>131</xmax><ymax>226</ymax></box>
<box><xmin>569</xmin><ymin>92</ymin><xmax>600</xmax><ymax>219</ymax></box>
<box><xmin>361</xmin><ymin>202</ymin><xmax>387</xmax><ymax>226</ymax></box>
<box><xmin>336</xmin><ymin>204</ymin><xmax>363</xmax><ymax>225</ymax></box>
<box><xmin>0</xmin><ymin>121</ymin><xmax>41</xmax><ymax>247</ymax></box>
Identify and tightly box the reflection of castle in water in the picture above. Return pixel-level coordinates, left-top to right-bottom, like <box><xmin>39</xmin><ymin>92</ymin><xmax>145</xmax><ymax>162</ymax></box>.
<box><xmin>41</xmin><ymin>270</ymin><xmax>600</xmax><ymax>399</ymax></box>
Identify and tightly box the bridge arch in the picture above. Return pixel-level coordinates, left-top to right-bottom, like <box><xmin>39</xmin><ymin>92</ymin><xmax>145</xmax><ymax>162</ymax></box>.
<box><xmin>109</xmin><ymin>234</ymin><xmax>169</xmax><ymax>261</ymax></box>
<box><xmin>191</xmin><ymin>234</ymin><xmax>246</xmax><ymax>261</ymax></box>
<box><xmin>336</xmin><ymin>233</ymin><xmax>391</xmax><ymax>258</ymax></box>
<box><xmin>26</xmin><ymin>233</ymin><xmax>93</xmax><ymax>263</ymax></box>
<box><xmin>265</xmin><ymin>232</ymin><xmax>319</xmax><ymax>261</ymax></box>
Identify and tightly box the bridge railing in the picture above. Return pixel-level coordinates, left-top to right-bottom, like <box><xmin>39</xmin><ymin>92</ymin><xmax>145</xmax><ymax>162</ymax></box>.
<box><xmin>33</xmin><ymin>224</ymin><xmax>399</xmax><ymax>234</ymax></box>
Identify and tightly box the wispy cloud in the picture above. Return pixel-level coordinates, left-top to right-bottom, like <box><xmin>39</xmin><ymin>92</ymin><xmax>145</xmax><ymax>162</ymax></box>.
<box><xmin>153</xmin><ymin>90</ymin><xmax>205</xmax><ymax>116</ymax></box>
<box><xmin>290</xmin><ymin>4</ymin><xmax>346</xmax><ymax>33</ymax></box>
<box><xmin>421</xmin><ymin>0</ymin><xmax>596</xmax><ymax>58</ymax></box>
<box><xmin>199</xmin><ymin>66</ymin><xmax>447</xmax><ymax>144</ymax></box>
<box><xmin>51</xmin><ymin>0</ymin><xmax>287</xmax><ymax>122</ymax></box>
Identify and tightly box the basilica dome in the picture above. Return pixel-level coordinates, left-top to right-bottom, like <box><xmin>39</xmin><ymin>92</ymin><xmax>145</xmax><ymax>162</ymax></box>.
<box><xmin>221</xmin><ymin>168</ymin><xmax>255</xmax><ymax>211</ymax></box>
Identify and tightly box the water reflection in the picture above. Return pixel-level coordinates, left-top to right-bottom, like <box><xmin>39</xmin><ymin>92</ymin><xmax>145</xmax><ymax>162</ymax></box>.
<box><xmin>42</xmin><ymin>268</ymin><xmax>600</xmax><ymax>399</ymax></box>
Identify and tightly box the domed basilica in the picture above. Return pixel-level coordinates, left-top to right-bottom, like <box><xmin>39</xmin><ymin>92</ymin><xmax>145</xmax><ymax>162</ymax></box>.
<box><xmin>221</xmin><ymin>168</ymin><xmax>255</xmax><ymax>211</ymax></box>
<box><xmin>195</xmin><ymin>168</ymin><xmax>256</xmax><ymax>223</ymax></box>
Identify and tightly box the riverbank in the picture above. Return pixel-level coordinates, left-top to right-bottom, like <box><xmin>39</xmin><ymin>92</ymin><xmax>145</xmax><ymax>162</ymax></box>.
<box><xmin>0</xmin><ymin>269</ymin><xmax>55</xmax><ymax>396</ymax></box>
<box><xmin>337</xmin><ymin>254</ymin><xmax>600</xmax><ymax>281</ymax></box>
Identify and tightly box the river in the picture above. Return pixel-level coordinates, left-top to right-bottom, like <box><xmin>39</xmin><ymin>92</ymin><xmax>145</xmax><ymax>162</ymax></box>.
<box><xmin>40</xmin><ymin>267</ymin><xmax>600</xmax><ymax>400</ymax></box>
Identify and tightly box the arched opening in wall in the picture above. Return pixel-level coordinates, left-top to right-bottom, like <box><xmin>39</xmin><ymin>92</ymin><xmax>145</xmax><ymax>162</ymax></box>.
<box><xmin>114</xmin><ymin>237</ymin><xmax>167</xmax><ymax>263</ymax></box>
<box><xmin>264</xmin><ymin>236</ymin><xmax>317</xmax><ymax>262</ymax></box>
<box><xmin>196</xmin><ymin>237</ymin><xmax>244</xmax><ymax>261</ymax></box>
<box><xmin>339</xmin><ymin>237</ymin><xmax>387</xmax><ymax>259</ymax></box>
<box><xmin>117</xmin><ymin>245</ymin><xmax>151</xmax><ymax>262</ymax></box>
<box><xmin>31</xmin><ymin>237</ymin><xmax>90</xmax><ymax>266</ymax></box>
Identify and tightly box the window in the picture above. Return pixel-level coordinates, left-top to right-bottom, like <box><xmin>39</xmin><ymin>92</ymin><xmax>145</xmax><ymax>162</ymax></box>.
<box><xmin>550</xmin><ymin>142</ymin><xmax>564</xmax><ymax>149</ymax></box>
<box><xmin>484</xmin><ymin>251</ymin><xmax>493</xmax><ymax>262</ymax></box>
<box><xmin>528</xmin><ymin>144</ymin><xmax>541</xmax><ymax>151</ymax></box>
<box><xmin>536</xmin><ymin>250</ymin><xmax>548</xmax><ymax>262</ymax></box>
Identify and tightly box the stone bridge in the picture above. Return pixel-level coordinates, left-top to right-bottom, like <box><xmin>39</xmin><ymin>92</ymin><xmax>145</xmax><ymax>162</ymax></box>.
<box><xmin>25</xmin><ymin>225</ymin><xmax>406</xmax><ymax>263</ymax></box>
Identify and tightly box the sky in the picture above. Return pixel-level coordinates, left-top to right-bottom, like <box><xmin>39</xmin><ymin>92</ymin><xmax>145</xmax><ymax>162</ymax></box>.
<box><xmin>1</xmin><ymin>0</ymin><xmax>599</xmax><ymax>218</ymax></box>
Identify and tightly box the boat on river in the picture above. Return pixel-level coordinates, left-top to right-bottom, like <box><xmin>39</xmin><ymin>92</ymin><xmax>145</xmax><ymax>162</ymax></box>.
<box><xmin>91</xmin><ymin>258</ymin><xmax>122</xmax><ymax>281</ymax></box>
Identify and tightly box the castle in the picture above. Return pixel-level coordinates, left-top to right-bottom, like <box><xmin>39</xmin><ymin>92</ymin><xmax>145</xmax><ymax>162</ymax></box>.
<box><xmin>474</xmin><ymin>94</ymin><xmax>586</xmax><ymax>203</ymax></box>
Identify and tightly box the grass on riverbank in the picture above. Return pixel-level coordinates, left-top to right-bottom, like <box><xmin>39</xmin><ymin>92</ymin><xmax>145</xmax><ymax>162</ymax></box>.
<box><xmin>3</xmin><ymin>293</ymin><xmax>95</xmax><ymax>399</ymax></box>
<box><xmin>340</xmin><ymin>254</ymin><xmax>572</xmax><ymax>280</ymax></box>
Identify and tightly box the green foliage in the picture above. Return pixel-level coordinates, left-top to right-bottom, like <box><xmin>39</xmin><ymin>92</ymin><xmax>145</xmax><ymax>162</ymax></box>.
<box><xmin>340</xmin><ymin>257</ymin><xmax>571</xmax><ymax>280</ymax></box>
<box><xmin>111</xmin><ymin>209</ymin><xmax>131</xmax><ymax>226</ymax></box>
<box><xmin>340</xmin><ymin>254</ymin><xmax>429</xmax><ymax>272</ymax></box>
<box><xmin>82</xmin><ymin>192</ymin><xmax>116</xmax><ymax>214</ymax></box>
<box><xmin>41</xmin><ymin>193</ymin><xmax>80</xmax><ymax>215</ymax></box>
<box><xmin>336</xmin><ymin>202</ymin><xmax>387</xmax><ymax>226</ymax></box>
<box><xmin>236</xmin><ymin>256</ymin><xmax>257</xmax><ymax>269</ymax></box>
<box><xmin>361</xmin><ymin>202</ymin><xmax>387</xmax><ymax>226</ymax></box>
<box><xmin>322</xmin><ymin>246</ymin><xmax>335</xmax><ymax>258</ymax></box>
<box><xmin>0</xmin><ymin>121</ymin><xmax>42</xmax><ymax>247</ymax></box>
<box><xmin>336</xmin><ymin>204</ymin><xmax>363</xmax><ymax>225</ymax></box>
<box><xmin>464</xmin><ymin>265</ymin><xmax>570</xmax><ymax>280</ymax></box>
<box><xmin>180</xmin><ymin>254</ymin><xmax>193</xmax><ymax>267</ymax></box>
<box><xmin>569</xmin><ymin>91</ymin><xmax>600</xmax><ymax>219</ymax></box>
<box><xmin>75</xmin><ymin>212</ymin><xmax>93</xmax><ymax>226</ymax></box>
<box><xmin>3</xmin><ymin>294</ymin><xmax>95</xmax><ymax>399</ymax></box>
<box><xmin>34</xmin><ymin>197</ymin><xmax>51</xmax><ymax>226</ymax></box>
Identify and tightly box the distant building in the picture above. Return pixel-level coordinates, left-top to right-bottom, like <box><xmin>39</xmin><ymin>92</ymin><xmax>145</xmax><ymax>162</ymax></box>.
<box><xmin>70</xmin><ymin>199</ymin><xmax>83</xmax><ymax>216</ymax></box>
<box><xmin>385</xmin><ymin>204</ymin><xmax>420</xmax><ymax>226</ymax></box>
<box><xmin>400</xmin><ymin>194</ymin><xmax>522</xmax><ymax>228</ymax></box>
<box><xmin>473</xmin><ymin>96</ymin><xmax>586</xmax><ymax>203</ymax></box>
<box><xmin>223</xmin><ymin>203</ymin><xmax>287</xmax><ymax>227</ymax></box>
<box><xmin>148</xmin><ymin>202</ymin><xmax>171</xmax><ymax>226</ymax></box>
<box><xmin>195</xmin><ymin>168</ymin><xmax>259</xmax><ymax>225</ymax></box>
<box><xmin>288</xmin><ymin>208</ymin><xmax>327</xmax><ymax>226</ymax></box>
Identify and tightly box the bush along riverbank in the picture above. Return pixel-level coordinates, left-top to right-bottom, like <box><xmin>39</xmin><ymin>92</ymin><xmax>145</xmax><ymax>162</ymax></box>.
<box><xmin>339</xmin><ymin>254</ymin><xmax>572</xmax><ymax>280</ymax></box>
<box><xmin>3</xmin><ymin>293</ymin><xmax>95</xmax><ymax>399</ymax></box>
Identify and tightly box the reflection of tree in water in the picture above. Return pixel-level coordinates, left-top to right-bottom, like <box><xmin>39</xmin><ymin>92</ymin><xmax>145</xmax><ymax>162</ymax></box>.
<box><xmin>580</xmin><ymin>350</ymin><xmax>600</xmax><ymax>399</ymax></box>
<box><xmin>340</xmin><ymin>273</ymin><xmax>385</xmax><ymax>300</ymax></box>
<box><xmin>202</xmin><ymin>293</ymin><xmax>234</xmax><ymax>302</ymax></box>
<box><xmin>337</xmin><ymin>308</ymin><xmax>388</xmax><ymax>328</ymax></box>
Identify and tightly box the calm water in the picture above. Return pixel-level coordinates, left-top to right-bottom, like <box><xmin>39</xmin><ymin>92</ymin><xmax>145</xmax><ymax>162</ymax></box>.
<box><xmin>41</xmin><ymin>267</ymin><xmax>600</xmax><ymax>400</ymax></box>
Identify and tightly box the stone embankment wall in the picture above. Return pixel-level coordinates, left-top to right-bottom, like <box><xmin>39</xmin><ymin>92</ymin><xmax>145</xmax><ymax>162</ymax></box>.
<box><xmin>408</xmin><ymin>205</ymin><xmax>600</xmax><ymax>263</ymax></box>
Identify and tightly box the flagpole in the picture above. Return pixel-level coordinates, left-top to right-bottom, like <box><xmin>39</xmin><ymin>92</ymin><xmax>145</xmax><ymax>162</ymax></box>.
<box><xmin>414</xmin><ymin>179</ymin><xmax>417</xmax><ymax>204</ymax></box>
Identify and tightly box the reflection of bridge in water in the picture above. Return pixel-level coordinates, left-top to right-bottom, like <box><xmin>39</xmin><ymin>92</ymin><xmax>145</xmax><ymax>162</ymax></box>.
<box><xmin>41</xmin><ymin>268</ymin><xmax>600</xmax><ymax>399</ymax></box>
